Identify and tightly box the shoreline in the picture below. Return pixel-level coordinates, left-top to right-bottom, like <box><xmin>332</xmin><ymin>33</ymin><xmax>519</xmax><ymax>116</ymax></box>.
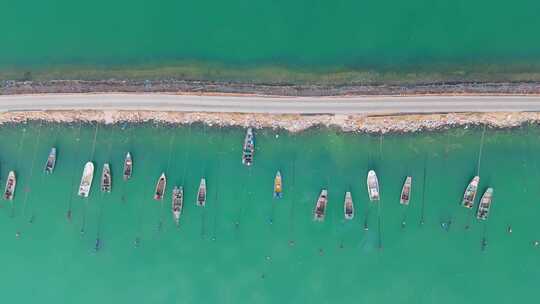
<box><xmin>3</xmin><ymin>79</ymin><xmax>540</xmax><ymax>96</ymax></box>
<box><xmin>2</xmin><ymin>110</ymin><xmax>539</xmax><ymax>133</ymax></box>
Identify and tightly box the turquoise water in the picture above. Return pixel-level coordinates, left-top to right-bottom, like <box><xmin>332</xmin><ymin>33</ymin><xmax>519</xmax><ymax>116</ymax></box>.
<box><xmin>2</xmin><ymin>0</ymin><xmax>540</xmax><ymax>80</ymax></box>
<box><xmin>0</xmin><ymin>123</ymin><xmax>539</xmax><ymax>303</ymax></box>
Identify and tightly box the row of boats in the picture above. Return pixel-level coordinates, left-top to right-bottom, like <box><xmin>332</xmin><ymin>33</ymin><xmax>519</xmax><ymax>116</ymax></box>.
<box><xmin>2</xmin><ymin>147</ymin><xmax>57</xmax><ymax>201</ymax></box>
<box><xmin>77</xmin><ymin>152</ymin><xmax>207</xmax><ymax>225</ymax></box>
<box><xmin>312</xmin><ymin>171</ymin><xmax>493</xmax><ymax>221</ymax></box>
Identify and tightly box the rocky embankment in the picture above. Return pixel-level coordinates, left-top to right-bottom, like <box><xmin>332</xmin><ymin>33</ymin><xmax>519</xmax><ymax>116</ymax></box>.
<box><xmin>2</xmin><ymin>79</ymin><xmax>540</xmax><ymax>96</ymax></box>
<box><xmin>0</xmin><ymin>110</ymin><xmax>538</xmax><ymax>133</ymax></box>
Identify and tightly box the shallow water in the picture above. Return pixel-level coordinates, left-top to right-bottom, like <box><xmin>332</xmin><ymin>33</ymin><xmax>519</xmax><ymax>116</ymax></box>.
<box><xmin>0</xmin><ymin>123</ymin><xmax>539</xmax><ymax>303</ymax></box>
<box><xmin>2</xmin><ymin>0</ymin><xmax>540</xmax><ymax>78</ymax></box>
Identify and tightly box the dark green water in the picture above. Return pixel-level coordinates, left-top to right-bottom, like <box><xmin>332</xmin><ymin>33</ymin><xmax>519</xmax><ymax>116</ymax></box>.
<box><xmin>1</xmin><ymin>122</ymin><xmax>539</xmax><ymax>303</ymax></box>
<box><xmin>2</xmin><ymin>0</ymin><xmax>540</xmax><ymax>82</ymax></box>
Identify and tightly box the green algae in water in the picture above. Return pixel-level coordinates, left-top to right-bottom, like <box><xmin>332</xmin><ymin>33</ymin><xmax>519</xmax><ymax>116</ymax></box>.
<box><xmin>0</xmin><ymin>122</ymin><xmax>539</xmax><ymax>303</ymax></box>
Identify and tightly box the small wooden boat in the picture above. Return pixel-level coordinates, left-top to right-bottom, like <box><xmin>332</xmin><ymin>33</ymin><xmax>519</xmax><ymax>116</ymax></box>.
<box><xmin>242</xmin><ymin>128</ymin><xmax>255</xmax><ymax>166</ymax></box>
<box><xmin>3</xmin><ymin>171</ymin><xmax>16</xmax><ymax>200</ymax></box>
<box><xmin>273</xmin><ymin>171</ymin><xmax>283</xmax><ymax>199</ymax></box>
<box><xmin>154</xmin><ymin>173</ymin><xmax>166</xmax><ymax>201</ymax></box>
<box><xmin>400</xmin><ymin>176</ymin><xmax>412</xmax><ymax>205</ymax></box>
<box><xmin>123</xmin><ymin>152</ymin><xmax>132</xmax><ymax>181</ymax></box>
<box><xmin>313</xmin><ymin>189</ymin><xmax>328</xmax><ymax>221</ymax></box>
<box><xmin>172</xmin><ymin>186</ymin><xmax>183</xmax><ymax>224</ymax></box>
<box><xmin>78</xmin><ymin>162</ymin><xmax>94</xmax><ymax>197</ymax></box>
<box><xmin>367</xmin><ymin>170</ymin><xmax>380</xmax><ymax>202</ymax></box>
<box><xmin>101</xmin><ymin>163</ymin><xmax>111</xmax><ymax>193</ymax></box>
<box><xmin>462</xmin><ymin>176</ymin><xmax>480</xmax><ymax>208</ymax></box>
<box><xmin>344</xmin><ymin>191</ymin><xmax>354</xmax><ymax>220</ymax></box>
<box><xmin>476</xmin><ymin>188</ymin><xmax>493</xmax><ymax>220</ymax></box>
<box><xmin>197</xmin><ymin>178</ymin><xmax>207</xmax><ymax>207</ymax></box>
<box><xmin>44</xmin><ymin>147</ymin><xmax>56</xmax><ymax>174</ymax></box>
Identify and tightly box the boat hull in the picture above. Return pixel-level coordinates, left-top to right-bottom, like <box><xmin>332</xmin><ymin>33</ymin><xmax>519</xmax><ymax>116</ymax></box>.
<box><xmin>400</xmin><ymin>176</ymin><xmax>412</xmax><ymax>205</ymax></box>
<box><xmin>44</xmin><ymin>147</ymin><xmax>56</xmax><ymax>174</ymax></box>
<box><xmin>3</xmin><ymin>171</ymin><xmax>16</xmax><ymax>200</ymax></box>
<box><xmin>273</xmin><ymin>171</ymin><xmax>283</xmax><ymax>199</ymax></box>
<box><xmin>314</xmin><ymin>189</ymin><xmax>328</xmax><ymax>221</ymax></box>
<box><xmin>78</xmin><ymin>162</ymin><xmax>94</xmax><ymax>197</ymax></box>
<box><xmin>197</xmin><ymin>178</ymin><xmax>206</xmax><ymax>207</ymax></box>
<box><xmin>462</xmin><ymin>176</ymin><xmax>480</xmax><ymax>208</ymax></box>
<box><xmin>367</xmin><ymin>170</ymin><xmax>380</xmax><ymax>202</ymax></box>
<box><xmin>476</xmin><ymin>188</ymin><xmax>493</xmax><ymax>220</ymax></box>
<box><xmin>154</xmin><ymin>173</ymin><xmax>166</xmax><ymax>201</ymax></box>
<box><xmin>123</xmin><ymin>152</ymin><xmax>132</xmax><ymax>181</ymax></box>
<box><xmin>344</xmin><ymin>191</ymin><xmax>354</xmax><ymax>220</ymax></box>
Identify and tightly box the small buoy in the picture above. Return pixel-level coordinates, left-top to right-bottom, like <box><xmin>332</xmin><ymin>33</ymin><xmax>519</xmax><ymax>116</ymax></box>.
<box><xmin>265</xmin><ymin>255</ymin><xmax>271</xmax><ymax>261</ymax></box>
<box><xmin>211</xmin><ymin>236</ymin><xmax>216</xmax><ymax>241</ymax></box>
<box><xmin>401</xmin><ymin>221</ymin><xmax>406</xmax><ymax>228</ymax></box>
<box><xmin>364</xmin><ymin>223</ymin><xmax>369</xmax><ymax>231</ymax></box>
<box><xmin>534</xmin><ymin>240</ymin><xmax>539</xmax><ymax>247</ymax></box>
<box><xmin>15</xmin><ymin>231</ymin><xmax>20</xmax><ymax>238</ymax></box>
<box><xmin>507</xmin><ymin>225</ymin><xmax>512</xmax><ymax>234</ymax></box>
<box><xmin>275</xmin><ymin>134</ymin><xmax>279</xmax><ymax>139</ymax></box>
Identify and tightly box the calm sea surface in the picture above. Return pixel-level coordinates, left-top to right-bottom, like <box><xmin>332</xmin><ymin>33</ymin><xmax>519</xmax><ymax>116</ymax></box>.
<box><xmin>0</xmin><ymin>123</ymin><xmax>539</xmax><ymax>303</ymax></box>
<box><xmin>2</xmin><ymin>0</ymin><xmax>540</xmax><ymax>75</ymax></box>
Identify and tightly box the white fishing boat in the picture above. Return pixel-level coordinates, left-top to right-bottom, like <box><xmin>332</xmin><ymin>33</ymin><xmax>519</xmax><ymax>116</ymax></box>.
<box><xmin>367</xmin><ymin>170</ymin><xmax>380</xmax><ymax>202</ymax></box>
<box><xmin>462</xmin><ymin>176</ymin><xmax>480</xmax><ymax>208</ymax></box>
<box><xmin>101</xmin><ymin>163</ymin><xmax>111</xmax><ymax>193</ymax></box>
<box><xmin>44</xmin><ymin>147</ymin><xmax>56</xmax><ymax>174</ymax></box>
<box><xmin>78</xmin><ymin>162</ymin><xmax>94</xmax><ymax>197</ymax></box>
<box><xmin>242</xmin><ymin>128</ymin><xmax>255</xmax><ymax>166</ymax></box>
<box><xmin>154</xmin><ymin>173</ymin><xmax>166</xmax><ymax>200</ymax></box>
<box><xmin>172</xmin><ymin>186</ymin><xmax>183</xmax><ymax>224</ymax></box>
<box><xmin>313</xmin><ymin>189</ymin><xmax>328</xmax><ymax>221</ymax></box>
<box><xmin>477</xmin><ymin>188</ymin><xmax>493</xmax><ymax>220</ymax></box>
<box><xmin>344</xmin><ymin>191</ymin><xmax>354</xmax><ymax>220</ymax></box>
<box><xmin>123</xmin><ymin>152</ymin><xmax>132</xmax><ymax>181</ymax></box>
<box><xmin>400</xmin><ymin>176</ymin><xmax>412</xmax><ymax>205</ymax></box>
<box><xmin>197</xmin><ymin>178</ymin><xmax>206</xmax><ymax>207</ymax></box>
<box><xmin>273</xmin><ymin>170</ymin><xmax>283</xmax><ymax>199</ymax></box>
<box><xmin>3</xmin><ymin>171</ymin><xmax>16</xmax><ymax>200</ymax></box>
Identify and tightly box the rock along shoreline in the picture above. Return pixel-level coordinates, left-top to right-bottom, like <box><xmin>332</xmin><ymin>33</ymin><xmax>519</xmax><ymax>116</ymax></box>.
<box><xmin>1</xmin><ymin>110</ymin><xmax>539</xmax><ymax>134</ymax></box>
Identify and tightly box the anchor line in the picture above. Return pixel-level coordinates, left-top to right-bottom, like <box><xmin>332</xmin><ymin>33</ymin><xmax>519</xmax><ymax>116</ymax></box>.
<box><xmin>420</xmin><ymin>154</ymin><xmax>428</xmax><ymax>225</ymax></box>
<box><xmin>212</xmin><ymin>131</ymin><xmax>225</xmax><ymax>240</ymax></box>
<box><xmin>288</xmin><ymin>145</ymin><xmax>297</xmax><ymax>242</ymax></box>
<box><xmin>80</xmin><ymin>123</ymin><xmax>100</xmax><ymax>235</ymax></box>
<box><xmin>95</xmin><ymin>126</ymin><xmax>116</xmax><ymax>249</ymax></box>
<box><xmin>200</xmin><ymin>124</ymin><xmax>210</xmax><ymax>237</ymax></box>
<box><xmin>377</xmin><ymin>134</ymin><xmax>383</xmax><ymax>250</ymax></box>
<box><xmin>10</xmin><ymin>124</ymin><xmax>29</xmax><ymax>218</ymax></box>
<box><xmin>65</xmin><ymin>122</ymin><xmax>83</xmax><ymax>221</ymax></box>
<box><xmin>18</xmin><ymin>122</ymin><xmax>43</xmax><ymax>232</ymax></box>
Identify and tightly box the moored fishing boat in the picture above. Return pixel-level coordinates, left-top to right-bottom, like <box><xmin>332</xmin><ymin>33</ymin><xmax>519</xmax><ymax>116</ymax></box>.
<box><xmin>462</xmin><ymin>176</ymin><xmax>480</xmax><ymax>208</ymax></box>
<box><xmin>101</xmin><ymin>163</ymin><xmax>111</xmax><ymax>192</ymax></box>
<box><xmin>242</xmin><ymin>128</ymin><xmax>255</xmax><ymax>166</ymax></box>
<box><xmin>400</xmin><ymin>176</ymin><xmax>412</xmax><ymax>205</ymax></box>
<box><xmin>172</xmin><ymin>186</ymin><xmax>183</xmax><ymax>224</ymax></box>
<box><xmin>313</xmin><ymin>189</ymin><xmax>328</xmax><ymax>221</ymax></box>
<box><xmin>123</xmin><ymin>152</ymin><xmax>132</xmax><ymax>181</ymax></box>
<box><xmin>273</xmin><ymin>170</ymin><xmax>283</xmax><ymax>199</ymax></box>
<box><xmin>197</xmin><ymin>178</ymin><xmax>206</xmax><ymax>207</ymax></box>
<box><xmin>154</xmin><ymin>173</ymin><xmax>166</xmax><ymax>200</ymax></box>
<box><xmin>44</xmin><ymin>147</ymin><xmax>56</xmax><ymax>174</ymax></box>
<box><xmin>367</xmin><ymin>170</ymin><xmax>380</xmax><ymax>202</ymax></box>
<box><xmin>78</xmin><ymin>162</ymin><xmax>94</xmax><ymax>197</ymax></box>
<box><xmin>344</xmin><ymin>191</ymin><xmax>354</xmax><ymax>220</ymax></box>
<box><xmin>476</xmin><ymin>188</ymin><xmax>493</xmax><ymax>220</ymax></box>
<box><xmin>3</xmin><ymin>171</ymin><xmax>16</xmax><ymax>200</ymax></box>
